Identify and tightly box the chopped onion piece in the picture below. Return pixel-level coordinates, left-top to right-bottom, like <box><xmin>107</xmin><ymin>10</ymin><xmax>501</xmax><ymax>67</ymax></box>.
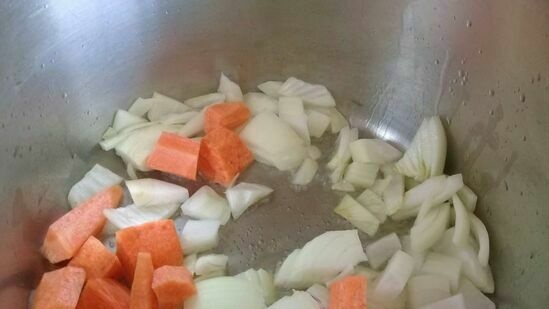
<box><xmin>457</xmin><ymin>185</ymin><xmax>477</xmax><ymax>212</ymax></box>
<box><xmin>126</xmin><ymin>178</ymin><xmax>189</xmax><ymax>206</ymax></box>
<box><xmin>417</xmin><ymin>294</ymin><xmax>466</xmax><ymax>309</ymax></box>
<box><xmin>469</xmin><ymin>214</ymin><xmax>490</xmax><ymax>267</ymax></box>
<box><xmin>195</xmin><ymin>254</ymin><xmax>228</xmax><ymax>277</ymax></box>
<box><xmin>343</xmin><ymin>162</ymin><xmax>379</xmax><ymax>188</ymax></box>
<box><xmin>126</xmin><ymin>163</ymin><xmax>138</xmax><ymax>180</ymax></box>
<box><xmin>258</xmin><ymin>81</ymin><xmax>283</xmax><ymax>98</ymax></box>
<box><xmin>328</xmin><ymin>108</ymin><xmax>348</xmax><ymax>133</ymax></box>
<box><xmin>356</xmin><ymin>189</ymin><xmax>387</xmax><ymax>222</ymax></box>
<box><xmin>331</xmin><ymin>181</ymin><xmax>355</xmax><ymax>192</ymax></box>
<box><xmin>371</xmin><ymin>176</ymin><xmax>393</xmax><ymax>196</ymax></box>
<box><xmin>103</xmin><ymin>203</ymin><xmax>179</xmax><ymax>230</ymax></box>
<box><xmin>279</xmin><ymin>77</ymin><xmax>336</xmax><ymax>107</ymax></box>
<box><xmin>240</xmin><ymin>112</ymin><xmax>307</xmax><ymax>171</ymax></box>
<box><xmin>395</xmin><ymin>116</ymin><xmax>447</xmax><ymax>181</ymax></box>
<box><xmin>407</xmin><ymin>275</ymin><xmax>451</xmax><ymax>309</ymax></box>
<box><xmin>329</xmin><ymin>163</ymin><xmax>347</xmax><ymax>184</ymax></box>
<box><xmin>236</xmin><ymin>269</ymin><xmax>277</xmax><ymax>305</ymax></box>
<box><xmin>349</xmin><ymin>139</ymin><xmax>402</xmax><ymax>165</ymax></box>
<box><xmin>147</xmin><ymin>92</ymin><xmax>190</xmax><ymax>121</ymax></box>
<box><xmin>292</xmin><ymin>158</ymin><xmax>319</xmax><ymax>185</ymax></box>
<box><xmin>128</xmin><ymin>97</ymin><xmax>153</xmax><ymax>117</ymax></box>
<box><xmin>244</xmin><ymin>92</ymin><xmax>279</xmax><ymax>115</ymax></box>
<box><xmin>99</xmin><ymin>122</ymin><xmax>157</xmax><ymax>151</ymax></box>
<box><xmin>184</xmin><ymin>93</ymin><xmax>225</xmax><ymax>109</ymax></box>
<box><xmin>325</xmin><ymin>264</ymin><xmax>355</xmax><ymax>286</ymax></box>
<box><xmin>218</xmin><ymin>73</ymin><xmax>243</xmax><ymax>102</ymax></box>
<box><xmin>366</xmin><ymin>233</ymin><xmax>402</xmax><ymax>269</ymax></box>
<box><xmin>181</xmin><ymin>186</ymin><xmax>230</xmax><ymax>224</ymax></box>
<box><xmin>368</xmin><ymin>285</ymin><xmax>406</xmax><ymax>309</ymax></box>
<box><xmin>353</xmin><ymin>265</ymin><xmax>380</xmax><ymax>281</ymax></box>
<box><xmin>400</xmin><ymin>235</ymin><xmax>425</xmax><ymax>273</ymax></box>
<box><xmin>405</xmin><ymin>176</ymin><xmax>421</xmax><ymax>190</ymax></box>
<box><xmin>278</xmin><ymin>96</ymin><xmax>310</xmax><ymax>144</ymax></box>
<box><xmin>458</xmin><ymin>278</ymin><xmax>496</xmax><ymax>309</ymax></box>
<box><xmin>115</xmin><ymin>124</ymin><xmax>181</xmax><ymax>171</ymax></box>
<box><xmin>452</xmin><ymin>195</ymin><xmax>470</xmax><ymax>247</ymax></box>
<box><xmin>374</xmin><ymin>250</ymin><xmax>415</xmax><ymax>300</ymax></box>
<box><xmin>225</xmin><ymin>182</ymin><xmax>273</xmax><ymax>219</ymax></box>
<box><xmin>434</xmin><ymin>228</ymin><xmax>494</xmax><ymax>293</ymax></box>
<box><xmin>269</xmin><ymin>291</ymin><xmax>321</xmax><ymax>309</ymax></box>
<box><xmin>411</xmin><ymin>203</ymin><xmax>450</xmax><ymax>252</ymax></box>
<box><xmin>185</xmin><ymin>254</ymin><xmax>198</xmax><ymax>275</ymax></box>
<box><xmin>307</xmin><ymin>145</ymin><xmax>322</xmax><ymax>160</ymax></box>
<box><xmin>68</xmin><ymin>164</ymin><xmax>123</xmax><ymax>208</ymax></box>
<box><xmin>306</xmin><ymin>284</ymin><xmax>329</xmax><ymax>309</ymax></box>
<box><xmin>392</xmin><ymin>174</ymin><xmax>463</xmax><ymax>221</ymax></box>
<box><xmin>383</xmin><ymin>173</ymin><xmax>404</xmax><ymax>215</ymax></box>
<box><xmin>327</xmin><ymin>126</ymin><xmax>358</xmax><ymax>170</ymax></box>
<box><xmin>112</xmin><ymin>110</ymin><xmax>147</xmax><ymax>132</ymax></box>
<box><xmin>306</xmin><ymin>109</ymin><xmax>331</xmax><ymax>138</ymax></box>
<box><xmin>159</xmin><ymin>111</ymin><xmax>200</xmax><ymax>125</ymax></box>
<box><xmin>178</xmin><ymin>105</ymin><xmax>208</xmax><ymax>137</ymax></box>
<box><xmin>334</xmin><ymin>195</ymin><xmax>380</xmax><ymax>236</ymax></box>
<box><xmin>185</xmin><ymin>277</ymin><xmax>266</xmax><ymax>309</ymax></box>
<box><xmin>180</xmin><ymin>219</ymin><xmax>221</xmax><ymax>255</ymax></box>
<box><xmin>420</xmin><ymin>253</ymin><xmax>462</xmax><ymax>291</ymax></box>
<box><xmin>274</xmin><ymin>230</ymin><xmax>367</xmax><ymax>289</ymax></box>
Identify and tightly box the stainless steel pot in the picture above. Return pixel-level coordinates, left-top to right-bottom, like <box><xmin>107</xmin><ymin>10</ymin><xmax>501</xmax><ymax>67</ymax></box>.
<box><xmin>1</xmin><ymin>0</ymin><xmax>547</xmax><ymax>307</ymax></box>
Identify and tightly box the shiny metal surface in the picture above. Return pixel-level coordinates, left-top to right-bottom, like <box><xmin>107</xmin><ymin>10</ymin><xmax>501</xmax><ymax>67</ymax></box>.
<box><xmin>0</xmin><ymin>0</ymin><xmax>548</xmax><ymax>307</ymax></box>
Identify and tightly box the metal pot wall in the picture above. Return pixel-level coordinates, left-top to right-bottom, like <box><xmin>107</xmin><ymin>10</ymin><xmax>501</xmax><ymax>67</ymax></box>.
<box><xmin>1</xmin><ymin>0</ymin><xmax>548</xmax><ymax>308</ymax></box>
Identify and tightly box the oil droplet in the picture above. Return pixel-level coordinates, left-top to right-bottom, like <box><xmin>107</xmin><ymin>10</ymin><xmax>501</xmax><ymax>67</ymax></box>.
<box><xmin>462</xmin><ymin>100</ymin><xmax>467</xmax><ymax>106</ymax></box>
<box><xmin>478</xmin><ymin>49</ymin><xmax>483</xmax><ymax>54</ymax></box>
<box><xmin>62</xmin><ymin>92</ymin><xmax>68</xmax><ymax>99</ymax></box>
<box><xmin>489</xmin><ymin>110</ymin><xmax>494</xmax><ymax>116</ymax></box>
<box><xmin>520</xmin><ymin>94</ymin><xmax>526</xmax><ymax>102</ymax></box>
<box><xmin>522</xmin><ymin>136</ymin><xmax>527</xmax><ymax>141</ymax></box>
<box><xmin>458</xmin><ymin>70</ymin><xmax>464</xmax><ymax>78</ymax></box>
<box><xmin>40</xmin><ymin>63</ymin><xmax>45</xmax><ymax>69</ymax></box>
<box><xmin>488</xmin><ymin>89</ymin><xmax>495</xmax><ymax>96</ymax></box>
<box><xmin>461</xmin><ymin>58</ymin><xmax>467</xmax><ymax>65</ymax></box>
<box><xmin>449</xmin><ymin>86</ymin><xmax>454</xmax><ymax>93</ymax></box>
<box><xmin>466</xmin><ymin>20</ymin><xmax>472</xmax><ymax>27</ymax></box>
<box><xmin>537</xmin><ymin>73</ymin><xmax>542</xmax><ymax>81</ymax></box>
<box><xmin>435</xmin><ymin>59</ymin><xmax>440</xmax><ymax>65</ymax></box>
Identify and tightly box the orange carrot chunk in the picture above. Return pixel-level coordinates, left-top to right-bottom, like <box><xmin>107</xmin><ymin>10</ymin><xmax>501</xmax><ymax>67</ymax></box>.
<box><xmin>329</xmin><ymin>275</ymin><xmax>367</xmax><ymax>309</ymax></box>
<box><xmin>204</xmin><ymin>102</ymin><xmax>251</xmax><ymax>133</ymax></box>
<box><xmin>116</xmin><ymin>220</ymin><xmax>183</xmax><ymax>282</ymax></box>
<box><xmin>76</xmin><ymin>278</ymin><xmax>130</xmax><ymax>309</ymax></box>
<box><xmin>146</xmin><ymin>132</ymin><xmax>201</xmax><ymax>180</ymax></box>
<box><xmin>41</xmin><ymin>185</ymin><xmax>124</xmax><ymax>264</ymax></box>
<box><xmin>33</xmin><ymin>266</ymin><xmax>86</xmax><ymax>309</ymax></box>
<box><xmin>130</xmin><ymin>252</ymin><xmax>158</xmax><ymax>309</ymax></box>
<box><xmin>152</xmin><ymin>265</ymin><xmax>196</xmax><ymax>309</ymax></box>
<box><xmin>69</xmin><ymin>236</ymin><xmax>122</xmax><ymax>279</ymax></box>
<box><xmin>198</xmin><ymin>127</ymin><xmax>254</xmax><ymax>186</ymax></box>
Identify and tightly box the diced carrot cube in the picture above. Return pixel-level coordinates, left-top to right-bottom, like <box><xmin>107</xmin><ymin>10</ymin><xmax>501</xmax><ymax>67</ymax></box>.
<box><xmin>130</xmin><ymin>252</ymin><xmax>157</xmax><ymax>309</ymax></box>
<box><xmin>69</xmin><ymin>236</ymin><xmax>122</xmax><ymax>279</ymax></box>
<box><xmin>41</xmin><ymin>185</ymin><xmax>124</xmax><ymax>264</ymax></box>
<box><xmin>116</xmin><ymin>220</ymin><xmax>183</xmax><ymax>282</ymax></box>
<box><xmin>76</xmin><ymin>278</ymin><xmax>130</xmax><ymax>309</ymax></box>
<box><xmin>32</xmin><ymin>266</ymin><xmax>86</xmax><ymax>309</ymax></box>
<box><xmin>329</xmin><ymin>275</ymin><xmax>367</xmax><ymax>309</ymax></box>
<box><xmin>152</xmin><ymin>265</ymin><xmax>196</xmax><ymax>309</ymax></box>
<box><xmin>204</xmin><ymin>102</ymin><xmax>251</xmax><ymax>133</ymax></box>
<box><xmin>198</xmin><ymin>127</ymin><xmax>253</xmax><ymax>186</ymax></box>
<box><xmin>146</xmin><ymin>132</ymin><xmax>200</xmax><ymax>180</ymax></box>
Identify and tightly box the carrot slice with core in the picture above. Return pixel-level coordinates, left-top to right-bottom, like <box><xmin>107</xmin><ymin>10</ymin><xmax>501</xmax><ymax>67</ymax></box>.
<box><xmin>33</xmin><ymin>266</ymin><xmax>86</xmax><ymax>309</ymax></box>
<box><xmin>76</xmin><ymin>278</ymin><xmax>130</xmax><ymax>309</ymax></box>
<box><xmin>198</xmin><ymin>127</ymin><xmax>253</xmax><ymax>186</ymax></box>
<box><xmin>41</xmin><ymin>185</ymin><xmax>123</xmax><ymax>264</ymax></box>
<box><xmin>130</xmin><ymin>252</ymin><xmax>157</xmax><ymax>309</ymax></box>
<box><xmin>204</xmin><ymin>102</ymin><xmax>250</xmax><ymax>133</ymax></box>
<box><xmin>146</xmin><ymin>132</ymin><xmax>200</xmax><ymax>180</ymax></box>
<box><xmin>329</xmin><ymin>275</ymin><xmax>367</xmax><ymax>309</ymax></box>
<box><xmin>69</xmin><ymin>236</ymin><xmax>122</xmax><ymax>279</ymax></box>
<box><xmin>152</xmin><ymin>265</ymin><xmax>196</xmax><ymax>309</ymax></box>
<box><xmin>116</xmin><ymin>220</ymin><xmax>183</xmax><ymax>282</ymax></box>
